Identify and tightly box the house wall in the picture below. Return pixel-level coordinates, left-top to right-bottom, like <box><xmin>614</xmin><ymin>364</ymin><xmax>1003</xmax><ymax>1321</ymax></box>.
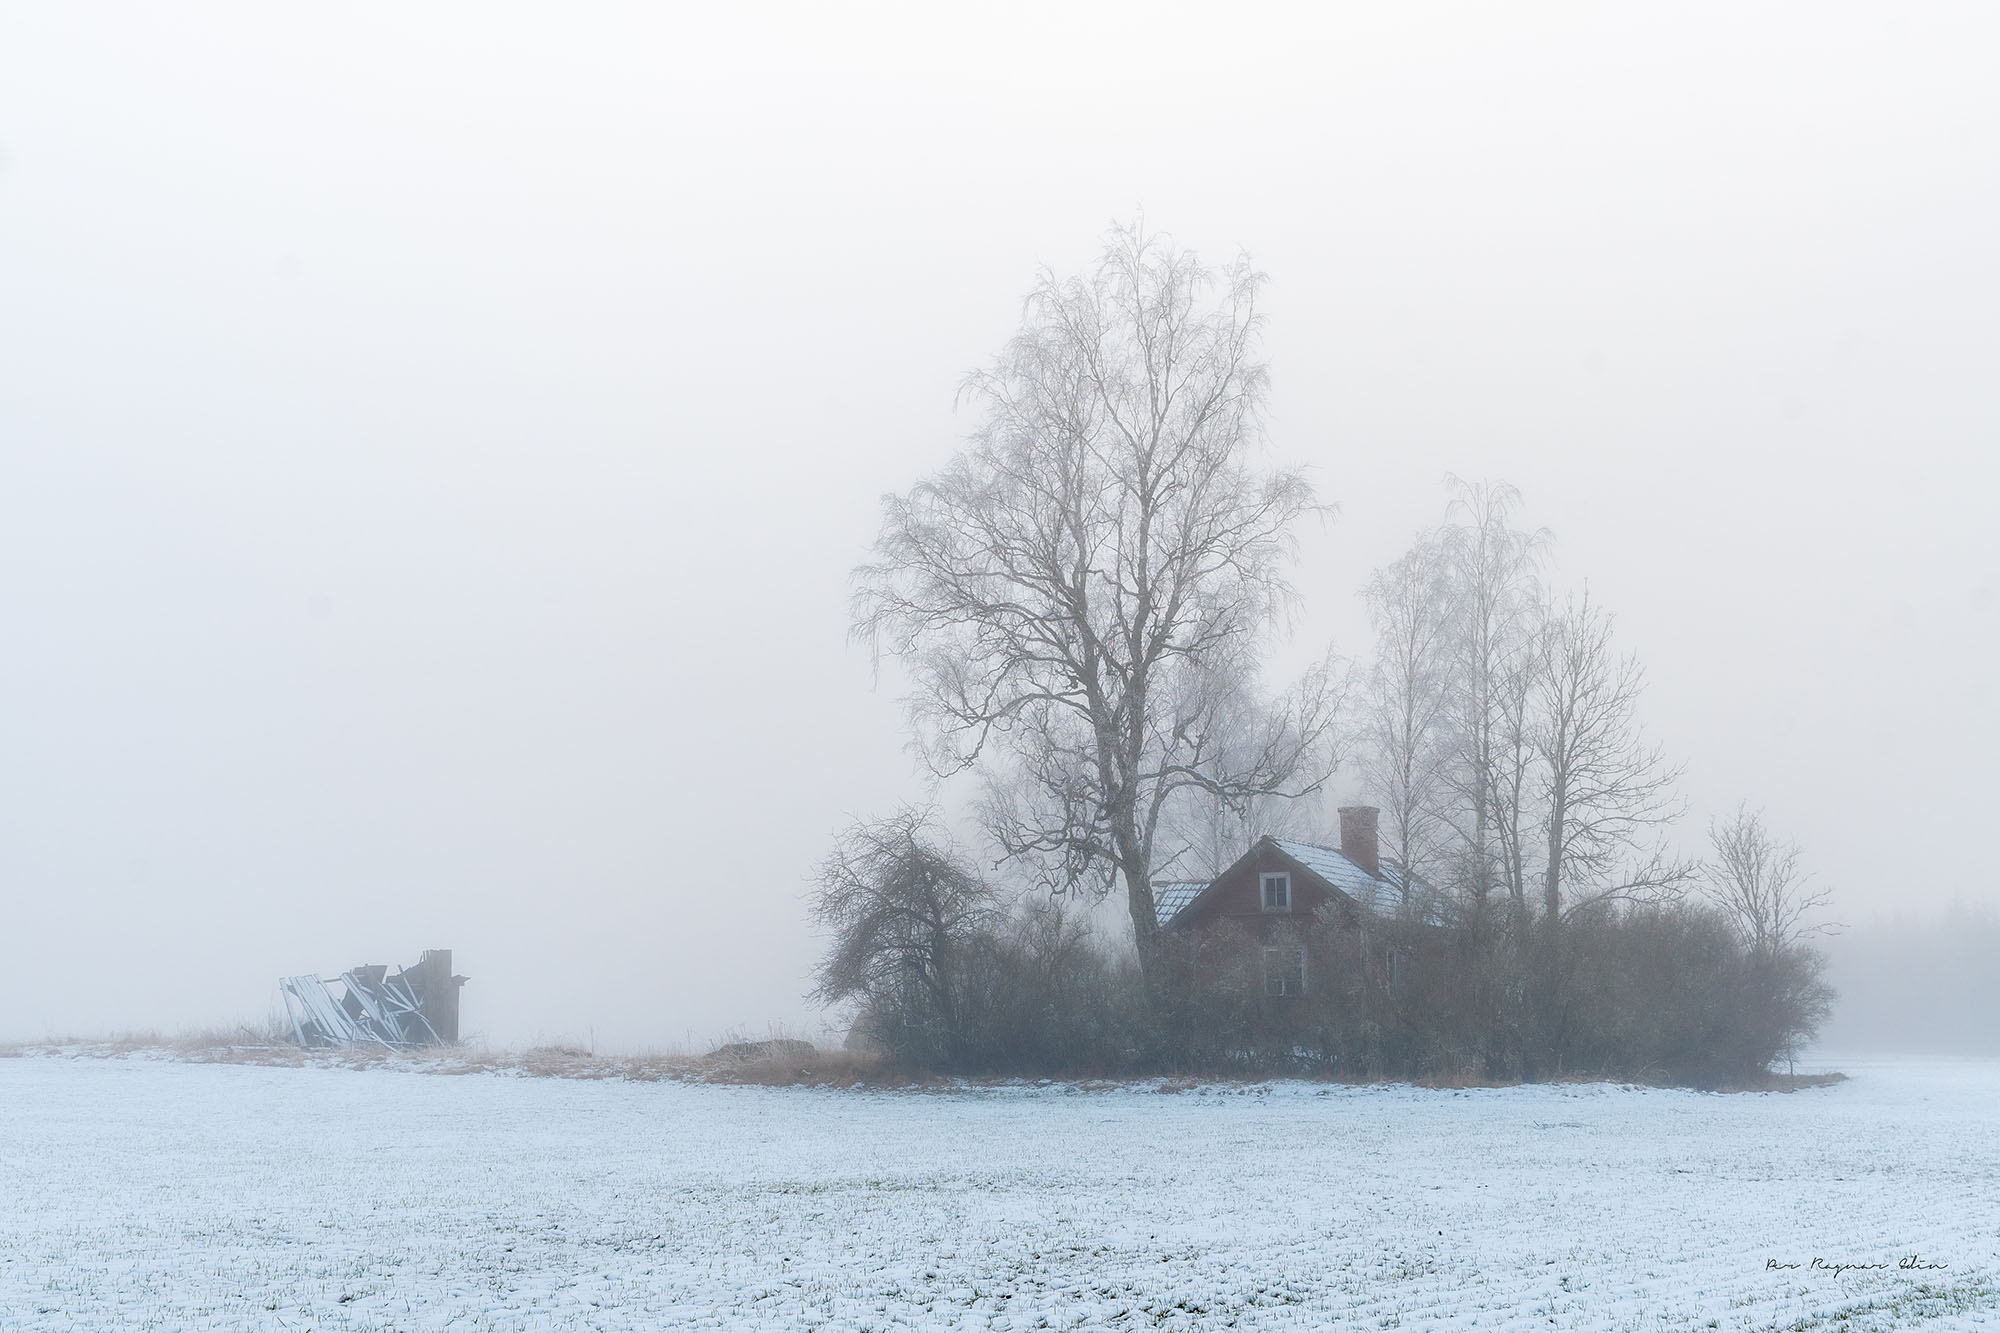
<box><xmin>1174</xmin><ymin>842</ymin><xmax>1363</xmax><ymax>1004</ymax></box>
<box><xmin>1178</xmin><ymin>842</ymin><xmax>1356</xmax><ymax>937</ymax></box>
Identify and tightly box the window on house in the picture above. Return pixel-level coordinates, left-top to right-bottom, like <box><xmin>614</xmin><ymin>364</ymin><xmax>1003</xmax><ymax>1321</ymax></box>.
<box><xmin>1387</xmin><ymin>947</ymin><xmax>1404</xmax><ymax>989</ymax></box>
<box><xmin>1260</xmin><ymin>872</ymin><xmax>1290</xmax><ymax>913</ymax></box>
<box><xmin>1262</xmin><ymin>945</ymin><xmax>1308</xmax><ymax>997</ymax></box>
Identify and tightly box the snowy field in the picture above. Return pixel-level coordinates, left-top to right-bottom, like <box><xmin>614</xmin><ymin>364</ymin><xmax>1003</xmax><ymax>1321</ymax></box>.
<box><xmin>2</xmin><ymin>1055</ymin><xmax>1995</xmax><ymax>1331</ymax></box>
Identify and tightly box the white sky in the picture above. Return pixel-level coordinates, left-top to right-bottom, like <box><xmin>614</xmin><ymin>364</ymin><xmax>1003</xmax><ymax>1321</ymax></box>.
<box><xmin>2</xmin><ymin>3</ymin><xmax>1995</xmax><ymax>1049</ymax></box>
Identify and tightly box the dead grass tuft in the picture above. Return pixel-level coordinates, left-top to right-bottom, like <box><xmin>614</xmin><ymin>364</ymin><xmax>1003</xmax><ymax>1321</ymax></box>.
<box><xmin>1707</xmin><ymin>1069</ymin><xmax>1849</xmax><ymax>1094</ymax></box>
<box><xmin>1</xmin><ymin>1031</ymin><xmax>1845</xmax><ymax>1095</ymax></box>
<box><xmin>702</xmin><ymin>1048</ymin><xmax>906</xmax><ymax>1087</ymax></box>
<box><xmin>1410</xmin><ymin>1069</ymin><xmax>1512</xmax><ymax>1090</ymax></box>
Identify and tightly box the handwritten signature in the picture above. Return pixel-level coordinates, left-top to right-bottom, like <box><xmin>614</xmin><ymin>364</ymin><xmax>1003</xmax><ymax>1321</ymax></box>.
<box><xmin>1767</xmin><ymin>1257</ymin><xmax>1949</xmax><ymax>1278</ymax></box>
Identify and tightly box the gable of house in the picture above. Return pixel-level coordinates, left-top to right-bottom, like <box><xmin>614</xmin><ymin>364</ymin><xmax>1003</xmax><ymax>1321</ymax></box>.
<box><xmin>1267</xmin><ymin>838</ymin><xmax>1425</xmax><ymax>918</ymax></box>
<box><xmin>1146</xmin><ymin>809</ymin><xmax>1439</xmax><ymax>1005</ymax></box>
<box><xmin>1152</xmin><ymin>808</ymin><xmax>1432</xmax><ymax>933</ymax></box>
<box><xmin>1161</xmin><ymin>836</ymin><xmax>1362</xmax><ymax>934</ymax></box>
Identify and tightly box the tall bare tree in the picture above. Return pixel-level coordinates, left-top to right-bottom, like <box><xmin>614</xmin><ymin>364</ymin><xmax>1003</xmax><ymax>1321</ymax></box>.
<box><xmin>1702</xmin><ymin>805</ymin><xmax>1835</xmax><ymax>958</ymax></box>
<box><xmin>854</xmin><ymin>223</ymin><xmax>1336</xmax><ymax>994</ymax></box>
<box><xmin>1357</xmin><ymin>534</ymin><xmax>1459</xmax><ymax>910</ymax></box>
<box><xmin>1487</xmin><ymin>630</ymin><xmax>1546</xmax><ymax>933</ymax></box>
<box><xmin>1434</xmin><ymin>479</ymin><xmax>1547</xmax><ymax>933</ymax></box>
<box><xmin>1532</xmin><ymin>590</ymin><xmax>1690</xmax><ymax>931</ymax></box>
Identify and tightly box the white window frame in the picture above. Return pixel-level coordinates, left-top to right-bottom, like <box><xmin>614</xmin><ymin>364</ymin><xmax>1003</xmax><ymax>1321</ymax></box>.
<box><xmin>1260</xmin><ymin>871</ymin><xmax>1291</xmax><ymax>913</ymax></box>
<box><xmin>1262</xmin><ymin>945</ymin><xmax>1308</xmax><ymax>997</ymax></box>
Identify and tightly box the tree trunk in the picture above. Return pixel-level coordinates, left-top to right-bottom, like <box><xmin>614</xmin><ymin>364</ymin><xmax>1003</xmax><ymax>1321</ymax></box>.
<box><xmin>1120</xmin><ymin>847</ymin><xmax>1165</xmax><ymax>999</ymax></box>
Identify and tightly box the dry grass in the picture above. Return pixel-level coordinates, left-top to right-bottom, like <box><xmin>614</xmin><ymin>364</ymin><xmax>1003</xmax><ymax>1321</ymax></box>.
<box><xmin>1410</xmin><ymin>1068</ymin><xmax>1514</xmax><ymax>1090</ymax></box>
<box><xmin>704</xmin><ymin>1048</ymin><xmax>912</xmax><ymax>1087</ymax></box>
<box><xmin>1709</xmin><ymin>1069</ymin><xmax>1849</xmax><ymax>1093</ymax></box>
<box><xmin>6</xmin><ymin>1027</ymin><xmax>307</xmax><ymax>1066</ymax></box>
<box><xmin>2</xmin><ymin>1032</ymin><xmax>1847</xmax><ymax>1094</ymax></box>
<box><xmin>0</xmin><ymin>1032</ymin><xmax>923</xmax><ymax>1087</ymax></box>
<box><xmin>1527</xmin><ymin>1067</ymin><xmax>1852</xmax><ymax>1093</ymax></box>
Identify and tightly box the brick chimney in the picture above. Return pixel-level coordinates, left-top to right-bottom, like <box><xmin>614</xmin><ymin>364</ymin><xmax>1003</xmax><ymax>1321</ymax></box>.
<box><xmin>1338</xmin><ymin>806</ymin><xmax>1381</xmax><ymax>878</ymax></box>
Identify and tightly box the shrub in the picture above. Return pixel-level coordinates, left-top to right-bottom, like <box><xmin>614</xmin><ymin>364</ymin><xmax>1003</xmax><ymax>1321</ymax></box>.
<box><xmin>813</xmin><ymin>817</ymin><xmax>1830</xmax><ymax>1084</ymax></box>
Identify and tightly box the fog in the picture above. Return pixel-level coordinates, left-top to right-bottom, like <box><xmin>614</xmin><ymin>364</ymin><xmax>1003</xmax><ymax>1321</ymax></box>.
<box><xmin>2</xmin><ymin>4</ymin><xmax>1994</xmax><ymax>1051</ymax></box>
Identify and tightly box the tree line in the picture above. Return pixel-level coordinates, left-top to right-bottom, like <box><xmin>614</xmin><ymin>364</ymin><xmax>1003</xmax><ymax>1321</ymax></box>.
<box><xmin>823</xmin><ymin>222</ymin><xmax>1833</xmax><ymax>1085</ymax></box>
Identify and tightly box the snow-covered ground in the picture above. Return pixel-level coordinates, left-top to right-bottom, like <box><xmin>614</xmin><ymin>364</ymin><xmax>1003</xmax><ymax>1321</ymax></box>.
<box><xmin>2</xmin><ymin>1054</ymin><xmax>1994</xmax><ymax>1330</ymax></box>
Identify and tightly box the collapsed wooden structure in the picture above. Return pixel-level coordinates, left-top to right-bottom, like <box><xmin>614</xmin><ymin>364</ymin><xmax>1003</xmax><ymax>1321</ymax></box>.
<box><xmin>279</xmin><ymin>949</ymin><xmax>466</xmax><ymax>1048</ymax></box>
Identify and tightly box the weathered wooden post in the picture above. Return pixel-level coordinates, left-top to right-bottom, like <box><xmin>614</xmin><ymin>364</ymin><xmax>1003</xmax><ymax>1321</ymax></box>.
<box><xmin>411</xmin><ymin>949</ymin><xmax>467</xmax><ymax>1044</ymax></box>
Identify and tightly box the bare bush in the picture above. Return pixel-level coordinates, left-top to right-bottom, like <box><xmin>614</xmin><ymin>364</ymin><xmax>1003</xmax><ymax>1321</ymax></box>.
<box><xmin>1559</xmin><ymin>903</ymin><xmax>1833</xmax><ymax>1085</ymax></box>
<box><xmin>809</xmin><ymin>809</ymin><xmax>1001</xmax><ymax>1069</ymax></box>
<box><xmin>1702</xmin><ymin>805</ymin><xmax>1836</xmax><ymax>958</ymax></box>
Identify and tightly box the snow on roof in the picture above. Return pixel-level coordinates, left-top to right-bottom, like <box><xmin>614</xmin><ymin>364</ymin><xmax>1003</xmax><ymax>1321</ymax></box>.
<box><xmin>1151</xmin><ymin>881</ymin><xmax>1208</xmax><ymax>928</ymax></box>
<box><xmin>1271</xmin><ymin>838</ymin><xmax>1412</xmax><ymax>916</ymax></box>
<box><xmin>1155</xmin><ymin>840</ymin><xmax>1437</xmax><ymax>930</ymax></box>
<box><xmin>1376</xmin><ymin>859</ymin><xmax>1427</xmax><ymax>914</ymax></box>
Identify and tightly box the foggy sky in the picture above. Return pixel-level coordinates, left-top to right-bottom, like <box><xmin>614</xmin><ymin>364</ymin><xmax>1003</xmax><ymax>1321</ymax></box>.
<box><xmin>3</xmin><ymin>3</ymin><xmax>1995</xmax><ymax>1050</ymax></box>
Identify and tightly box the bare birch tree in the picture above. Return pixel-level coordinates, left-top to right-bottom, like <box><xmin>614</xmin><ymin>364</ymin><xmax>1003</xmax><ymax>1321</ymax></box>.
<box><xmin>854</xmin><ymin>223</ymin><xmax>1337</xmax><ymax>995</ymax></box>
<box><xmin>1434</xmin><ymin>480</ymin><xmax>1547</xmax><ymax>934</ymax></box>
<box><xmin>1702</xmin><ymin>805</ymin><xmax>1835</xmax><ymax>958</ymax></box>
<box><xmin>1492</xmin><ymin>636</ymin><xmax>1548</xmax><ymax>930</ymax></box>
<box><xmin>1532</xmin><ymin>590</ymin><xmax>1691</xmax><ymax>930</ymax></box>
<box><xmin>1357</xmin><ymin>535</ymin><xmax>1459</xmax><ymax>911</ymax></box>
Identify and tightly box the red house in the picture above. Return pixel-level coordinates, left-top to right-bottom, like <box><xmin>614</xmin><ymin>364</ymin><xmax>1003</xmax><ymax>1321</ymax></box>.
<box><xmin>1152</xmin><ymin>806</ymin><xmax>1426</xmax><ymax>1000</ymax></box>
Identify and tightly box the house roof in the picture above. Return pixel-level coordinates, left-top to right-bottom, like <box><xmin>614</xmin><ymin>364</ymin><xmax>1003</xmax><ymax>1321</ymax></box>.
<box><xmin>1151</xmin><ymin>881</ymin><xmax>1208</xmax><ymax>929</ymax></box>
<box><xmin>1156</xmin><ymin>835</ymin><xmax>1434</xmax><ymax>930</ymax></box>
<box><xmin>1270</xmin><ymin>838</ymin><xmax>1420</xmax><ymax>916</ymax></box>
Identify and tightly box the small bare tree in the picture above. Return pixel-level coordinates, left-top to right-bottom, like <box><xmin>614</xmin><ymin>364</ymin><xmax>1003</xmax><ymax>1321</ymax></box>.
<box><xmin>1702</xmin><ymin>805</ymin><xmax>1835</xmax><ymax>958</ymax></box>
<box><xmin>855</xmin><ymin>223</ymin><xmax>1337</xmax><ymax>997</ymax></box>
<box><xmin>1532</xmin><ymin>589</ymin><xmax>1691</xmax><ymax>930</ymax></box>
<box><xmin>809</xmin><ymin>810</ymin><xmax>999</xmax><ymax>1062</ymax></box>
<box><xmin>1701</xmin><ymin>806</ymin><xmax>1837</xmax><ymax>1077</ymax></box>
